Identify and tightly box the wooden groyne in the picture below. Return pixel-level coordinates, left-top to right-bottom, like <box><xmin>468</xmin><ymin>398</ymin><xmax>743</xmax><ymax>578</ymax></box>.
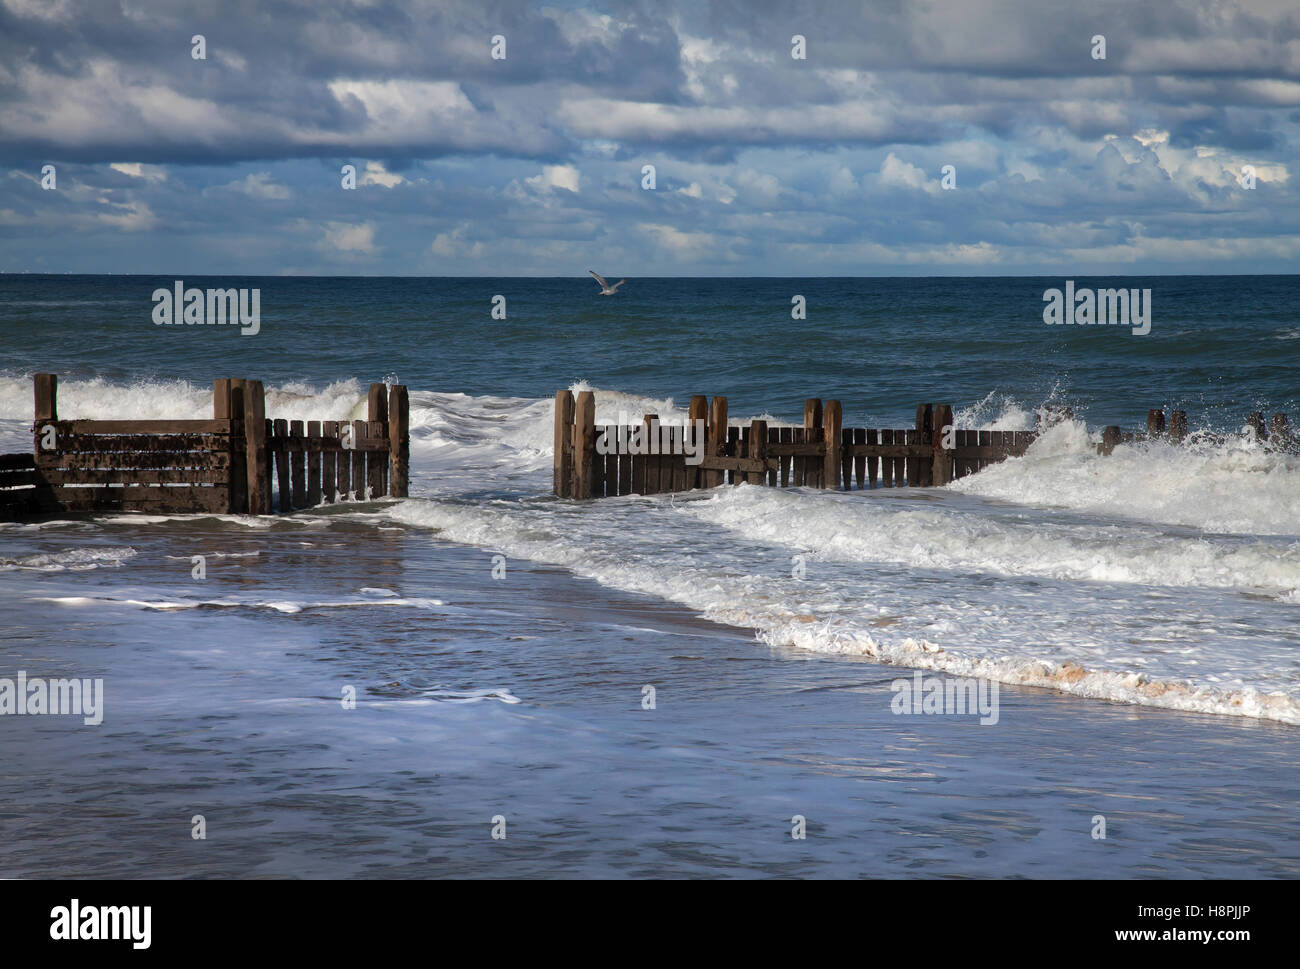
<box><xmin>0</xmin><ymin>374</ymin><xmax>408</xmax><ymax>520</ymax></box>
<box><xmin>552</xmin><ymin>390</ymin><xmax>1296</xmax><ymax>499</ymax></box>
<box><xmin>553</xmin><ymin>390</ymin><xmax>1028</xmax><ymax>498</ymax></box>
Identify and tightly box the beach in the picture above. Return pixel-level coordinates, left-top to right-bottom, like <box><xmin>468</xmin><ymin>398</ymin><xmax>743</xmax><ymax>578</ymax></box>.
<box><xmin>1</xmin><ymin>274</ymin><xmax>1298</xmax><ymax>878</ymax></box>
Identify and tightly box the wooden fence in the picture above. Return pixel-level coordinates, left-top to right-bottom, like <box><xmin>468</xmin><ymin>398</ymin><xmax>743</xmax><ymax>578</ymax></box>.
<box><xmin>0</xmin><ymin>373</ymin><xmax>408</xmax><ymax>519</ymax></box>
<box><xmin>552</xmin><ymin>391</ymin><xmax>1296</xmax><ymax>499</ymax></box>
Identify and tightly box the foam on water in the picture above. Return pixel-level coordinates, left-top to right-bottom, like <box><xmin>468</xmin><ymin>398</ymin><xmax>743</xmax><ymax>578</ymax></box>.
<box><xmin>4</xmin><ymin>373</ymin><xmax>1297</xmax><ymax>724</ymax></box>
<box><xmin>951</xmin><ymin>419</ymin><xmax>1300</xmax><ymax>536</ymax></box>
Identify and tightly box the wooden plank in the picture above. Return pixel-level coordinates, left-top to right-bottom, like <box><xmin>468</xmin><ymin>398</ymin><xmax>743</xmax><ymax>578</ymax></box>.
<box><xmin>226</xmin><ymin>379</ymin><xmax>246</xmax><ymax>514</ymax></box>
<box><xmin>669</xmin><ymin>427</ymin><xmax>686</xmax><ymax>492</ymax></box>
<box><xmin>289</xmin><ymin>421</ymin><xmax>306</xmax><ymax>508</ymax></box>
<box><xmin>245</xmin><ymin>381</ymin><xmax>270</xmax><ymax>515</ymax></box>
<box><xmin>1270</xmin><ymin>413</ymin><xmax>1289</xmax><ymax>445</ymax></box>
<box><xmin>35</xmin><ymin>484</ymin><xmax>231</xmax><ymax>514</ymax></box>
<box><xmin>40</xmin><ymin>432</ymin><xmax>232</xmax><ymax>453</ymax></box>
<box><xmin>726</xmin><ymin>427</ymin><xmax>740</xmax><ymax>485</ymax></box>
<box><xmin>321</xmin><ymin>421</ymin><xmax>337</xmax><ymax>503</ymax></box>
<box><xmin>39</xmin><ymin>468</ymin><xmax>229</xmax><ymax>486</ymax></box>
<box><xmin>853</xmin><ymin>427</ymin><xmax>866</xmax><ymax>490</ymax></box>
<box><xmin>34</xmin><ymin>373</ymin><xmax>57</xmax><ymax>423</ymax></box>
<box><xmin>63</xmin><ymin>419</ymin><xmax>233</xmax><ymax>435</ymax></box>
<box><xmin>840</xmin><ymin>428</ymin><xmax>853</xmax><ymax>490</ymax></box>
<box><xmin>273</xmin><ymin>419</ymin><xmax>291</xmax><ymax>511</ymax></box>
<box><xmin>351</xmin><ymin>420</ymin><xmax>366</xmax><ymax>499</ymax></box>
<box><xmin>618</xmin><ymin>430</ymin><xmax>632</xmax><ymax>496</ymax></box>
<box><xmin>1100</xmin><ymin>426</ymin><xmax>1121</xmax><ymax>456</ymax></box>
<box><xmin>600</xmin><ymin>425</ymin><xmax>616</xmax><ymax>497</ymax></box>
<box><xmin>631</xmin><ymin>443</ymin><xmax>647</xmax><ymax>495</ymax></box>
<box><xmin>866</xmin><ymin>429</ymin><xmax>878</xmax><ymax>488</ymax></box>
<box><xmin>881</xmin><ymin>429</ymin><xmax>894</xmax><ymax>486</ymax></box>
<box><xmin>366</xmin><ymin>420</ymin><xmax>386</xmax><ymax>499</ymax></box>
<box><xmin>37</xmin><ymin>450</ymin><xmax>232</xmax><ymax>471</ymax></box>
<box><xmin>1147</xmin><ymin>409</ymin><xmax>1165</xmax><ymax>438</ymax></box>
<box><xmin>688</xmin><ymin>396</ymin><xmax>707</xmax><ymax>490</ymax></box>
<box><xmin>335</xmin><ymin>421</ymin><xmax>351</xmax><ymax>500</ymax></box>
<box><xmin>915</xmin><ymin>404</ymin><xmax>934</xmax><ymax>486</ymax></box>
<box><xmin>554</xmin><ymin>390</ymin><xmax>575</xmax><ymax>497</ymax></box>
<box><xmin>573</xmin><ymin>392</ymin><xmax>596</xmax><ymax>499</ymax></box>
<box><xmin>388</xmin><ymin>385</ymin><xmax>409</xmax><ymax>498</ymax></box>
<box><xmin>767</xmin><ymin>425</ymin><xmax>779</xmax><ymax>486</ymax></box>
<box><xmin>307</xmin><ymin>421</ymin><xmax>322</xmax><ymax>506</ymax></box>
<box><xmin>0</xmin><ymin>453</ymin><xmax>35</xmax><ymax>471</ymax></box>
<box><xmin>823</xmin><ymin>401</ymin><xmax>842</xmax><ymax>489</ymax></box>
<box><xmin>803</xmin><ymin>399</ymin><xmax>822</xmax><ymax>487</ymax></box>
<box><xmin>706</xmin><ymin>397</ymin><xmax>727</xmax><ymax>489</ymax></box>
<box><xmin>1169</xmin><ymin>411</ymin><xmax>1188</xmax><ymax>443</ymax></box>
<box><xmin>779</xmin><ymin>426</ymin><xmax>791</xmax><ymax>486</ymax></box>
<box><xmin>213</xmin><ymin>379</ymin><xmax>233</xmax><ymax>420</ymax></box>
<box><xmin>641</xmin><ymin>415</ymin><xmax>659</xmax><ymax>494</ymax></box>
<box><xmin>747</xmin><ymin>420</ymin><xmax>767</xmax><ymax>485</ymax></box>
<box><xmin>0</xmin><ymin>470</ymin><xmax>40</xmax><ymax>487</ymax></box>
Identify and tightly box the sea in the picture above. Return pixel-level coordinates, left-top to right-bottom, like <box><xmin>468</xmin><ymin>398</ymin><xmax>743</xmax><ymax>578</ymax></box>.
<box><xmin>0</xmin><ymin>274</ymin><xmax>1297</xmax><ymax>878</ymax></box>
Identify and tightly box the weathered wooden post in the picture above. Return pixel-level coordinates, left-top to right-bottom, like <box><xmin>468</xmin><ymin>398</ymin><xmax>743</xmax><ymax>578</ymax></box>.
<box><xmin>1247</xmin><ymin>411</ymin><xmax>1267</xmax><ymax>443</ymax></box>
<box><xmin>748</xmin><ymin>419</ymin><xmax>768</xmax><ymax>485</ymax></box>
<box><xmin>228</xmin><ymin>379</ymin><xmax>249</xmax><ymax>513</ymax></box>
<box><xmin>321</xmin><ymin>420</ymin><xmax>338</xmax><ymax>504</ymax></box>
<box><xmin>1100</xmin><ymin>425</ymin><xmax>1122</xmax><ymax>456</ymax></box>
<box><xmin>643</xmin><ymin>414</ymin><xmax>661</xmax><ymax>494</ymax></box>
<box><xmin>367</xmin><ymin>384</ymin><xmax>388</xmax><ymax>499</ymax></box>
<box><xmin>573</xmin><ymin>391</ymin><xmax>596</xmax><ymax>499</ymax></box>
<box><xmin>334</xmin><ymin>418</ymin><xmax>350</xmax><ymax>501</ymax></box>
<box><xmin>931</xmin><ymin>404</ymin><xmax>953</xmax><ymax>486</ymax></box>
<box><xmin>388</xmin><ymin>384</ymin><xmax>409</xmax><ymax>498</ymax></box>
<box><xmin>553</xmin><ymin>390</ymin><xmax>574</xmax><ymax>497</ymax></box>
<box><xmin>707</xmin><ymin>396</ymin><xmax>728</xmax><ymax>489</ymax></box>
<box><xmin>307</xmin><ymin>421</ymin><xmax>322</xmax><ymax>506</ymax></box>
<box><xmin>289</xmin><ymin>420</ymin><xmax>306</xmax><ymax>508</ymax></box>
<box><xmin>1168</xmin><ymin>410</ymin><xmax>1188</xmax><ymax>443</ymax></box>
<box><xmin>1270</xmin><ymin>413</ymin><xmax>1289</xmax><ymax>447</ymax></box>
<box><xmin>688</xmin><ymin>395</ymin><xmax>707</xmax><ymax>490</ymax></box>
<box><xmin>914</xmin><ymin>403</ymin><xmax>934</xmax><ymax>486</ymax></box>
<box><xmin>1147</xmin><ymin>409</ymin><xmax>1165</xmax><ymax>438</ymax></box>
<box><xmin>822</xmin><ymin>400</ymin><xmax>842</xmax><ymax>489</ymax></box>
<box><xmin>803</xmin><ymin>399</ymin><xmax>822</xmax><ymax>487</ymax></box>
<box><xmin>272</xmin><ymin>419</ymin><xmax>291</xmax><ymax>511</ymax></box>
<box><xmin>350</xmin><ymin>420</ymin><xmax>366</xmax><ymax>499</ymax></box>
<box><xmin>33</xmin><ymin>373</ymin><xmax>57</xmax><ymax>431</ymax></box>
<box><xmin>244</xmin><ymin>381</ymin><xmax>270</xmax><ymax>514</ymax></box>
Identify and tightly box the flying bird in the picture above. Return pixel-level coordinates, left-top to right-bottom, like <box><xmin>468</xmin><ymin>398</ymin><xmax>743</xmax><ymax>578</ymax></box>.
<box><xmin>589</xmin><ymin>270</ymin><xmax>626</xmax><ymax>295</ymax></box>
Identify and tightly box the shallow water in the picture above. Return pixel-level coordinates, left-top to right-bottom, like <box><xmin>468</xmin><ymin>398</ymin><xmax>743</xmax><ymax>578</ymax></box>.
<box><xmin>1</xmin><ymin>275</ymin><xmax>1298</xmax><ymax>877</ymax></box>
<box><xmin>2</xmin><ymin>517</ymin><xmax>1296</xmax><ymax>878</ymax></box>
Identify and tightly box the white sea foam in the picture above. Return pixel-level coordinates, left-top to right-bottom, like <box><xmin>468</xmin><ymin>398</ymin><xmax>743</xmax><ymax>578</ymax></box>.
<box><xmin>1</xmin><ymin>546</ymin><xmax>137</xmax><ymax>571</ymax></box>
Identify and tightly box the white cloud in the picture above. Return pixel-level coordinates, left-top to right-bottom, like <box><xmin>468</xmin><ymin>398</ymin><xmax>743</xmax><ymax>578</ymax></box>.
<box><xmin>320</xmin><ymin>221</ymin><xmax>376</xmax><ymax>254</ymax></box>
<box><xmin>223</xmin><ymin>172</ymin><xmax>291</xmax><ymax>200</ymax></box>
<box><xmin>109</xmin><ymin>162</ymin><xmax>167</xmax><ymax>182</ymax></box>
<box><xmin>525</xmin><ymin>164</ymin><xmax>581</xmax><ymax>193</ymax></box>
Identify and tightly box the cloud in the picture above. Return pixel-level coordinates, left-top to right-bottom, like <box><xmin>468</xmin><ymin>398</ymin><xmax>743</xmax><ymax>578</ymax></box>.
<box><xmin>525</xmin><ymin>164</ymin><xmax>581</xmax><ymax>193</ymax></box>
<box><xmin>0</xmin><ymin>0</ymin><xmax>1297</xmax><ymax>275</ymax></box>
<box><xmin>319</xmin><ymin>221</ymin><xmax>376</xmax><ymax>254</ymax></box>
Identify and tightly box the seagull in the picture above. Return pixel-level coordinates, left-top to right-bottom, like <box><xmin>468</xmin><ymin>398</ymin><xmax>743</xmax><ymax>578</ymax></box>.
<box><xmin>589</xmin><ymin>270</ymin><xmax>626</xmax><ymax>295</ymax></box>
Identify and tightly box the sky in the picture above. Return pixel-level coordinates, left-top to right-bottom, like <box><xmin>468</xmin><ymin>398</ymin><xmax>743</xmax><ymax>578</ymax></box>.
<box><xmin>1</xmin><ymin>0</ymin><xmax>1298</xmax><ymax>276</ymax></box>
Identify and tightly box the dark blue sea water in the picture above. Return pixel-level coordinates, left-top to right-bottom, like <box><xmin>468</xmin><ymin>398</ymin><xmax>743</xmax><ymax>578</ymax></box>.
<box><xmin>2</xmin><ymin>274</ymin><xmax>1296</xmax><ymax>428</ymax></box>
<box><xmin>1</xmin><ymin>274</ymin><xmax>1297</xmax><ymax>878</ymax></box>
